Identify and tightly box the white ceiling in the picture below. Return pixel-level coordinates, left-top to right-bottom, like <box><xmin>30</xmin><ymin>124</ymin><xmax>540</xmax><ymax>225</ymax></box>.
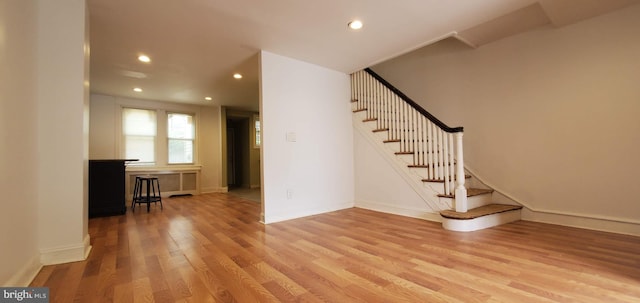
<box><xmin>88</xmin><ymin>0</ymin><xmax>638</xmax><ymax>111</ymax></box>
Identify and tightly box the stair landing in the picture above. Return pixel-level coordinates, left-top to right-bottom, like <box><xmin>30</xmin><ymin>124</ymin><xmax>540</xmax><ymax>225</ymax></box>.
<box><xmin>440</xmin><ymin>203</ymin><xmax>523</xmax><ymax>232</ymax></box>
<box><xmin>440</xmin><ymin>204</ymin><xmax>522</xmax><ymax>220</ymax></box>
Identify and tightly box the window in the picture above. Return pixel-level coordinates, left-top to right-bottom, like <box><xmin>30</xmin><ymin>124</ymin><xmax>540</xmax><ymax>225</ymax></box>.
<box><xmin>123</xmin><ymin>108</ymin><xmax>156</xmax><ymax>164</ymax></box>
<box><xmin>168</xmin><ymin>113</ymin><xmax>195</xmax><ymax>164</ymax></box>
<box><xmin>254</xmin><ymin>114</ymin><xmax>261</xmax><ymax>148</ymax></box>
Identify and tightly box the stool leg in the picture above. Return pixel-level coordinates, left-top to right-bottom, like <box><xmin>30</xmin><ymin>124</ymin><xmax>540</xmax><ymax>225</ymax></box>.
<box><xmin>154</xmin><ymin>179</ymin><xmax>163</xmax><ymax>210</ymax></box>
<box><xmin>146</xmin><ymin>179</ymin><xmax>151</xmax><ymax>212</ymax></box>
<box><xmin>132</xmin><ymin>177</ymin><xmax>140</xmax><ymax>211</ymax></box>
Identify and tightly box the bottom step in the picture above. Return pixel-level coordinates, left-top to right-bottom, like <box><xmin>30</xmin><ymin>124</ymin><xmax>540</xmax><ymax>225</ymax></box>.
<box><xmin>440</xmin><ymin>204</ymin><xmax>522</xmax><ymax>232</ymax></box>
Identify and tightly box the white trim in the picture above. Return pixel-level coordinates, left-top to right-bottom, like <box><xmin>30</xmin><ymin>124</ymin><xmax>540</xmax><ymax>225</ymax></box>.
<box><xmin>4</xmin><ymin>255</ymin><xmax>42</xmax><ymax>287</ymax></box>
<box><xmin>126</xmin><ymin>165</ymin><xmax>202</xmax><ymax>172</ymax></box>
<box><xmin>126</xmin><ymin>167</ymin><xmax>202</xmax><ymax>198</ymax></box>
<box><xmin>355</xmin><ymin>200</ymin><xmax>442</xmax><ymax>223</ymax></box>
<box><xmin>465</xmin><ymin>165</ymin><xmax>640</xmax><ymax>235</ymax></box>
<box><xmin>521</xmin><ymin>209</ymin><xmax>640</xmax><ymax>236</ymax></box>
<box><xmin>40</xmin><ymin>234</ymin><xmax>91</xmax><ymax>265</ymax></box>
<box><xmin>201</xmin><ymin>186</ymin><xmax>228</xmax><ymax>194</ymax></box>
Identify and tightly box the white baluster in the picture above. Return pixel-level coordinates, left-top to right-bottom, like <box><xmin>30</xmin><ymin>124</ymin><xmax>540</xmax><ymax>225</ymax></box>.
<box><xmin>436</xmin><ymin>128</ymin><xmax>444</xmax><ymax>180</ymax></box>
<box><xmin>454</xmin><ymin>132</ymin><xmax>468</xmax><ymax>212</ymax></box>
<box><xmin>442</xmin><ymin>131</ymin><xmax>450</xmax><ymax>195</ymax></box>
<box><xmin>392</xmin><ymin>95</ymin><xmax>398</xmax><ymax>141</ymax></box>
<box><xmin>400</xmin><ymin>102</ymin><xmax>406</xmax><ymax>151</ymax></box>
<box><xmin>384</xmin><ymin>88</ymin><xmax>389</xmax><ymax>135</ymax></box>
<box><xmin>416</xmin><ymin>115</ymin><xmax>423</xmax><ymax>165</ymax></box>
<box><xmin>376</xmin><ymin>83</ymin><xmax>384</xmax><ymax>129</ymax></box>
<box><xmin>409</xmin><ymin>109</ymin><xmax>414</xmax><ymax>163</ymax></box>
<box><xmin>373</xmin><ymin>75</ymin><xmax>378</xmax><ymax>122</ymax></box>
<box><xmin>445</xmin><ymin>133</ymin><xmax>456</xmax><ymax>195</ymax></box>
<box><xmin>365</xmin><ymin>76</ymin><xmax>373</xmax><ymax>119</ymax></box>
<box><xmin>426</xmin><ymin>121</ymin><xmax>434</xmax><ymax>180</ymax></box>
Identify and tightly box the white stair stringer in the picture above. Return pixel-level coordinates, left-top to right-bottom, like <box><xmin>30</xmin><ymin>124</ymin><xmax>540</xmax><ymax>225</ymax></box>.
<box><xmin>353</xmin><ymin>114</ymin><xmax>451</xmax><ymax>212</ymax></box>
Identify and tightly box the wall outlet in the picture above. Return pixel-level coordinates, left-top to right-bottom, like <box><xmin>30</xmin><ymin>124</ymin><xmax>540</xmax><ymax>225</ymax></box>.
<box><xmin>286</xmin><ymin>189</ymin><xmax>293</xmax><ymax>199</ymax></box>
<box><xmin>286</xmin><ymin>132</ymin><xmax>296</xmax><ymax>142</ymax></box>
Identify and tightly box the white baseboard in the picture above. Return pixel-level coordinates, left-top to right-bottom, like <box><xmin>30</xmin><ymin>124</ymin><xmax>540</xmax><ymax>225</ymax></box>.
<box><xmin>355</xmin><ymin>200</ymin><xmax>442</xmax><ymax>223</ymax></box>
<box><xmin>40</xmin><ymin>234</ymin><xmax>91</xmax><ymax>266</ymax></box>
<box><xmin>250</xmin><ymin>184</ymin><xmax>261</xmax><ymax>189</ymax></box>
<box><xmin>3</xmin><ymin>255</ymin><xmax>42</xmax><ymax>287</ymax></box>
<box><xmin>263</xmin><ymin>202</ymin><xmax>353</xmax><ymax>224</ymax></box>
<box><xmin>465</xmin><ymin>166</ymin><xmax>640</xmax><ymax>236</ymax></box>
<box><xmin>201</xmin><ymin>186</ymin><xmax>228</xmax><ymax>193</ymax></box>
<box><xmin>522</xmin><ymin>209</ymin><xmax>640</xmax><ymax>236</ymax></box>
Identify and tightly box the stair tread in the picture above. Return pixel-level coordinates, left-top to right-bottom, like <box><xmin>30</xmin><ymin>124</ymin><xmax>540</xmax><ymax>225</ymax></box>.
<box><xmin>409</xmin><ymin>163</ymin><xmax>455</xmax><ymax>168</ymax></box>
<box><xmin>422</xmin><ymin>175</ymin><xmax>471</xmax><ymax>183</ymax></box>
<box><xmin>440</xmin><ymin>204</ymin><xmax>523</xmax><ymax>220</ymax></box>
<box><xmin>437</xmin><ymin>188</ymin><xmax>493</xmax><ymax>198</ymax></box>
<box><xmin>363</xmin><ymin>118</ymin><xmax>377</xmax><ymax>122</ymax></box>
<box><xmin>352</xmin><ymin>108</ymin><xmax>367</xmax><ymax>113</ymax></box>
<box><xmin>373</xmin><ymin>128</ymin><xmax>389</xmax><ymax>133</ymax></box>
<box><xmin>395</xmin><ymin>151</ymin><xmax>413</xmax><ymax>155</ymax></box>
<box><xmin>383</xmin><ymin>139</ymin><xmax>401</xmax><ymax>143</ymax></box>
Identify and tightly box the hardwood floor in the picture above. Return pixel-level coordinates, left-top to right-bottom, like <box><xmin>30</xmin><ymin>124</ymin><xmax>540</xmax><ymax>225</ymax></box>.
<box><xmin>31</xmin><ymin>193</ymin><xmax>640</xmax><ymax>302</ymax></box>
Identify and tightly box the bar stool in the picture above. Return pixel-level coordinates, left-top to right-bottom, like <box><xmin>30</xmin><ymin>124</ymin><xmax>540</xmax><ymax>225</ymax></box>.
<box><xmin>132</xmin><ymin>176</ymin><xmax>163</xmax><ymax>212</ymax></box>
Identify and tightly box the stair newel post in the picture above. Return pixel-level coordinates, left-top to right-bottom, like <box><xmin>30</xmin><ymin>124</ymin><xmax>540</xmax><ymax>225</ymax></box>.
<box><xmin>454</xmin><ymin>131</ymin><xmax>468</xmax><ymax>212</ymax></box>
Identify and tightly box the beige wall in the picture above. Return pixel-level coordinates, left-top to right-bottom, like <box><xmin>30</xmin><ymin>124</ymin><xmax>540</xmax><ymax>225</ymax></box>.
<box><xmin>1</xmin><ymin>0</ymin><xmax>91</xmax><ymax>286</ymax></box>
<box><xmin>260</xmin><ymin>51</ymin><xmax>354</xmax><ymax>223</ymax></box>
<box><xmin>372</xmin><ymin>5</ymin><xmax>640</xmax><ymax>231</ymax></box>
<box><xmin>89</xmin><ymin>94</ymin><xmax>224</xmax><ymax>194</ymax></box>
<box><xmin>36</xmin><ymin>0</ymin><xmax>91</xmax><ymax>264</ymax></box>
<box><xmin>0</xmin><ymin>0</ymin><xmax>40</xmax><ymax>286</ymax></box>
<box><xmin>200</xmin><ymin>106</ymin><xmax>224</xmax><ymax>193</ymax></box>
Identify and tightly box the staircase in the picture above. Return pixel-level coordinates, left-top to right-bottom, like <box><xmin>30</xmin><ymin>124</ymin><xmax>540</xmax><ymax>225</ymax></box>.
<box><xmin>351</xmin><ymin>68</ymin><xmax>522</xmax><ymax>232</ymax></box>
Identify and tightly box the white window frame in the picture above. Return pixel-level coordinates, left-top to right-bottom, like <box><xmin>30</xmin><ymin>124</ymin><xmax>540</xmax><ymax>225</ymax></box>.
<box><xmin>167</xmin><ymin>112</ymin><xmax>196</xmax><ymax>165</ymax></box>
<box><xmin>253</xmin><ymin>114</ymin><xmax>261</xmax><ymax>149</ymax></box>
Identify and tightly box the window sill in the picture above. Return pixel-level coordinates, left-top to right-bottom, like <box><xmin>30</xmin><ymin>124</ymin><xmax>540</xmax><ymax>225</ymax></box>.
<box><xmin>126</xmin><ymin>165</ymin><xmax>202</xmax><ymax>172</ymax></box>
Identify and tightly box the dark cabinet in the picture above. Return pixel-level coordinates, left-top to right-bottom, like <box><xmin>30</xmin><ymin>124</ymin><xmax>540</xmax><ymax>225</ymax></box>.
<box><xmin>88</xmin><ymin>160</ymin><xmax>136</xmax><ymax>218</ymax></box>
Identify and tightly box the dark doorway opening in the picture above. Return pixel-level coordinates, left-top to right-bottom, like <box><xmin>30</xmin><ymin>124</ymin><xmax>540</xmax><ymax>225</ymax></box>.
<box><xmin>226</xmin><ymin>117</ymin><xmax>250</xmax><ymax>189</ymax></box>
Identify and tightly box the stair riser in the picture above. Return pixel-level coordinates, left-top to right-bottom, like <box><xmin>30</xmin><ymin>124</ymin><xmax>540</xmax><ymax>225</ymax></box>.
<box><xmin>395</xmin><ymin>154</ymin><xmax>415</xmax><ymax>165</ymax></box>
<box><xmin>411</xmin><ymin>168</ymin><xmax>456</xmax><ymax>180</ymax></box>
<box><xmin>467</xmin><ymin>193</ymin><xmax>492</xmax><ymax>209</ymax></box>
<box><xmin>442</xmin><ymin>209</ymin><xmax>521</xmax><ymax>232</ymax></box>
<box><xmin>383</xmin><ymin>141</ymin><xmax>401</xmax><ymax>153</ymax></box>
<box><xmin>422</xmin><ymin>181</ymin><xmax>455</xmax><ymax>194</ymax></box>
<box><xmin>438</xmin><ymin>192</ymin><xmax>493</xmax><ymax>210</ymax></box>
<box><xmin>373</xmin><ymin>131</ymin><xmax>390</xmax><ymax>141</ymax></box>
<box><xmin>353</xmin><ymin>110</ymin><xmax>368</xmax><ymax>121</ymax></box>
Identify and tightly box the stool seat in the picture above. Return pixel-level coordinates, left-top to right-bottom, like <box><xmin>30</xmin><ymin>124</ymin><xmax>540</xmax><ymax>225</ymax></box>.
<box><xmin>132</xmin><ymin>176</ymin><xmax>163</xmax><ymax>212</ymax></box>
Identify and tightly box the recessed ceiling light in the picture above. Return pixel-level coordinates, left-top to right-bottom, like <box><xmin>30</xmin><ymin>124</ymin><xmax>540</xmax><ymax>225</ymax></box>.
<box><xmin>233</xmin><ymin>73</ymin><xmax>243</xmax><ymax>79</ymax></box>
<box><xmin>133</xmin><ymin>87</ymin><xmax>142</xmax><ymax>92</ymax></box>
<box><xmin>138</xmin><ymin>55</ymin><xmax>151</xmax><ymax>63</ymax></box>
<box><xmin>205</xmin><ymin>97</ymin><xmax>212</xmax><ymax>101</ymax></box>
<box><xmin>348</xmin><ymin>20</ymin><xmax>363</xmax><ymax>30</ymax></box>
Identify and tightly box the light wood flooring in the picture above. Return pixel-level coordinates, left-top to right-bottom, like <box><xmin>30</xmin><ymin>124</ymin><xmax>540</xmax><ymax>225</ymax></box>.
<box><xmin>31</xmin><ymin>193</ymin><xmax>640</xmax><ymax>302</ymax></box>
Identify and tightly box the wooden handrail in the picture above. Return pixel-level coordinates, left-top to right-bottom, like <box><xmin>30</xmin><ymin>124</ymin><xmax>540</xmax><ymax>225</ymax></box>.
<box><xmin>364</xmin><ymin>68</ymin><xmax>463</xmax><ymax>133</ymax></box>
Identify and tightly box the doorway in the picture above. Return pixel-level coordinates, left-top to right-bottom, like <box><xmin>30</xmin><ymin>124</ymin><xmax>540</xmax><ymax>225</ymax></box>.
<box><xmin>226</xmin><ymin>117</ymin><xmax>250</xmax><ymax>189</ymax></box>
<box><xmin>224</xmin><ymin>109</ymin><xmax>261</xmax><ymax>204</ymax></box>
